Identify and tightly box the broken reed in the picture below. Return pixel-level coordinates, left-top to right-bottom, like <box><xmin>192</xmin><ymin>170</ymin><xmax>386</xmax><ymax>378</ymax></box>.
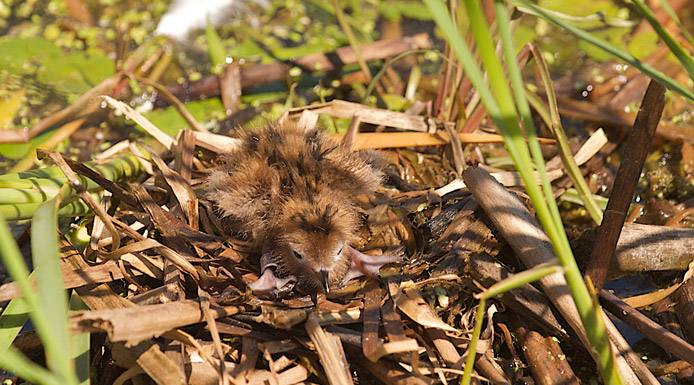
<box><xmin>422</xmin><ymin>0</ymin><xmax>624</xmax><ymax>383</ymax></box>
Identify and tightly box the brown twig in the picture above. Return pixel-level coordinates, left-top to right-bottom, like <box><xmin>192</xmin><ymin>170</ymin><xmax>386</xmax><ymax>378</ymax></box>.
<box><xmin>161</xmin><ymin>34</ymin><xmax>430</xmax><ymax>105</ymax></box>
<box><xmin>585</xmin><ymin>80</ymin><xmax>667</xmax><ymax>292</ymax></box>
<box><xmin>600</xmin><ymin>289</ymin><xmax>694</xmax><ymax>366</ymax></box>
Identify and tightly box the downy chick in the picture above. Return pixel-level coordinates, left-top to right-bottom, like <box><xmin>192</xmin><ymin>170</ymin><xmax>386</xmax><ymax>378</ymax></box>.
<box><xmin>205</xmin><ymin>122</ymin><xmax>399</xmax><ymax>295</ymax></box>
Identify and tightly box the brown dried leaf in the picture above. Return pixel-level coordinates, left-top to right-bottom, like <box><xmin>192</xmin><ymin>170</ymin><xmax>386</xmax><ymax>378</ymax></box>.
<box><xmin>393</xmin><ymin>282</ymin><xmax>459</xmax><ymax>333</ymax></box>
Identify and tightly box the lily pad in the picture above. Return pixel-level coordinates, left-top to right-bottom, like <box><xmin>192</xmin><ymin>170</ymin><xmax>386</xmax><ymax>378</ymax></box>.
<box><xmin>0</xmin><ymin>37</ymin><xmax>62</xmax><ymax>73</ymax></box>
<box><xmin>36</xmin><ymin>50</ymin><xmax>114</xmax><ymax>102</ymax></box>
<box><xmin>0</xmin><ymin>37</ymin><xmax>114</xmax><ymax>104</ymax></box>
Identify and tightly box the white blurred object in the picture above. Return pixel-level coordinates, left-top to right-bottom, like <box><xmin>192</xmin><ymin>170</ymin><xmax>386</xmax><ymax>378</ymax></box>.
<box><xmin>154</xmin><ymin>0</ymin><xmax>264</xmax><ymax>40</ymax></box>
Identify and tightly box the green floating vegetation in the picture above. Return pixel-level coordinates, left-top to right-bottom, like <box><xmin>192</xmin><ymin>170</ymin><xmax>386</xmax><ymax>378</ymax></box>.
<box><xmin>143</xmin><ymin>98</ymin><xmax>226</xmax><ymax>137</ymax></box>
<box><xmin>0</xmin><ymin>36</ymin><xmax>114</xmax><ymax>104</ymax></box>
<box><xmin>509</xmin><ymin>0</ymin><xmax>694</xmax><ymax>103</ymax></box>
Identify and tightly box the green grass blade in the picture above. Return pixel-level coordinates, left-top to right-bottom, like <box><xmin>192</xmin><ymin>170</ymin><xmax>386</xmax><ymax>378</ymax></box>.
<box><xmin>481</xmin><ymin>261</ymin><xmax>561</xmax><ymax>299</ymax></box>
<box><xmin>330</xmin><ymin>0</ymin><xmax>373</xmax><ymax>85</ymax></box>
<box><xmin>69</xmin><ymin>293</ymin><xmax>90</xmax><ymax>385</ymax></box>
<box><xmin>631</xmin><ymin>0</ymin><xmax>694</xmax><ymax>81</ymax></box>
<box><xmin>0</xmin><ymin>213</ymin><xmax>70</xmax><ymax>385</ymax></box>
<box><xmin>559</xmin><ymin>188</ymin><xmax>609</xmax><ymax>211</ymax></box>
<box><xmin>206</xmin><ymin>18</ymin><xmax>226</xmax><ymax>74</ymax></box>
<box><xmin>362</xmin><ymin>50</ymin><xmax>440</xmax><ymax>103</ymax></box>
<box><xmin>529</xmin><ymin>44</ymin><xmax>603</xmax><ymax>224</ymax></box>
<box><xmin>461</xmin><ymin>297</ymin><xmax>486</xmax><ymax>385</ymax></box>
<box><xmin>509</xmin><ymin>0</ymin><xmax>694</xmax><ymax>103</ymax></box>
<box><xmin>494</xmin><ymin>2</ymin><xmax>562</xmax><ymax>228</ymax></box>
<box><xmin>0</xmin><ymin>215</ymin><xmax>39</xmax><ymax>318</ymax></box>
<box><xmin>655</xmin><ymin>0</ymin><xmax>694</xmax><ymax>47</ymax></box>
<box><xmin>421</xmin><ymin>0</ymin><xmax>505</xmax><ymax>132</ymax></box>
<box><xmin>32</xmin><ymin>197</ymin><xmax>78</xmax><ymax>385</ymax></box>
<box><xmin>0</xmin><ymin>294</ymin><xmax>30</xmax><ymax>350</ymax></box>
<box><xmin>0</xmin><ymin>346</ymin><xmax>63</xmax><ymax>385</ymax></box>
<box><xmin>424</xmin><ymin>1</ymin><xmax>624</xmax><ymax>383</ymax></box>
<box><xmin>512</xmin><ymin>3</ymin><xmax>639</xmax><ymax>28</ymax></box>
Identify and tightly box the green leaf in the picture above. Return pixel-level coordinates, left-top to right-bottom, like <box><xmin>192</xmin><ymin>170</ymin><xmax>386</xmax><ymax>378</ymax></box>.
<box><xmin>206</xmin><ymin>20</ymin><xmax>226</xmax><ymax>75</ymax></box>
<box><xmin>0</xmin><ymin>128</ymin><xmax>56</xmax><ymax>160</ymax></box>
<box><xmin>0</xmin><ymin>37</ymin><xmax>61</xmax><ymax>73</ymax></box>
<box><xmin>0</xmin><ymin>346</ymin><xmax>62</xmax><ymax>385</ymax></box>
<box><xmin>36</xmin><ymin>51</ymin><xmax>114</xmax><ymax>102</ymax></box>
<box><xmin>379</xmin><ymin>1</ymin><xmax>432</xmax><ymax>21</ymax></box>
<box><xmin>627</xmin><ymin>31</ymin><xmax>660</xmax><ymax>60</ymax></box>
<box><xmin>0</xmin><ymin>293</ymin><xmax>30</xmax><ymax>350</ymax></box>
<box><xmin>509</xmin><ymin>0</ymin><xmax>694</xmax><ymax>103</ymax></box>
<box><xmin>0</xmin><ymin>37</ymin><xmax>114</xmax><ymax>104</ymax></box>
<box><xmin>142</xmin><ymin>98</ymin><xmax>225</xmax><ymax>137</ymax></box>
<box><xmin>0</xmin><ymin>212</ymin><xmax>68</xmax><ymax>385</ymax></box>
<box><xmin>631</xmin><ymin>0</ymin><xmax>694</xmax><ymax>82</ymax></box>
<box><xmin>69</xmin><ymin>293</ymin><xmax>90</xmax><ymax>385</ymax></box>
<box><xmin>32</xmin><ymin>197</ymin><xmax>78</xmax><ymax>385</ymax></box>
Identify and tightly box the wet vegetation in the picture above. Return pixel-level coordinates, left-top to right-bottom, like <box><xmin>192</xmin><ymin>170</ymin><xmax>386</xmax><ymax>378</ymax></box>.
<box><xmin>1</xmin><ymin>0</ymin><xmax>694</xmax><ymax>384</ymax></box>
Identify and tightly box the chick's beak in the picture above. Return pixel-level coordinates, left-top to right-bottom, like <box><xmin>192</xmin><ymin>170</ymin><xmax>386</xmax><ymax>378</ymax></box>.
<box><xmin>320</xmin><ymin>268</ymin><xmax>330</xmax><ymax>293</ymax></box>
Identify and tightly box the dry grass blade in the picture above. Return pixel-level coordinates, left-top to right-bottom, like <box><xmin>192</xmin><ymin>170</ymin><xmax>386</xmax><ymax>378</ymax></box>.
<box><xmin>192</xmin><ymin>130</ymin><xmax>241</xmax><ymax>153</ymax></box>
<box><xmin>0</xmin><ymin>256</ymin><xmax>161</xmax><ymax>302</ymax></box>
<box><xmin>101</xmin><ymin>95</ymin><xmax>174</xmax><ymax>149</ymax></box>
<box><xmin>163</xmin><ymin>329</ymin><xmax>231</xmax><ymax>381</ymax></box>
<box><xmin>331</xmin><ymin>131</ymin><xmax>553</xmax><ymax>150</ymax></box>
<box><xmin>69</xmin><ymin>300</ymin><xmax>243</xmax><ymax>345</ymax></box>
<box><xmin>60</xmin><ymin>240</ymin><xmax>195</xmax><ymax>385</ymax></box>
<box><xmin>281</xmin><ymin>100</ymin><xmax>447</xmax><ymax>133</ymax></box>
<box><xmin>174</xmin><ymin>130</ymin><xmax>196</xmax><ymax>183</ymax></box>
<box><xmin>361</xmin><ymin>281</ymin><xmax>381</xmax><ymax>358</ymax></box>
<box><xmin>436</xmin><ymin>128</ymin><xmax>606</xmax><ymax>195</ymax></box>
<box><xmin>365</xmin><ymin>340</ymin><xmax>421</xmax><ymax>363</ymax></box>
<box><xmin>197</xmin><ymin>288</ymin><xmax>228</xmax><ymax>384</ymax></box>
<box><xmin>297</xmin><ymin>109</ymin><xmax>320</xmax><ymax>130</ymax></box>
<box><xmin>124</xmin><ymin>342</ymin><xmax>187</xmax><ymax>385</ymax></box>
<box><xmin>134</xmin><ymin>75</ymin><xmax>205</xmax><ymax>132</ymax></box>
<box><xmin>143</xmin><ymin>143</ymin><xmax>199</xmax><ymax>225</ymax></box>
<box><xmin>232</xmin><ymin>336</ymin><xmax>260</xmax><ymax>384</ymax></box>
<box><xmin>620</xmin><ymin>263</ymin><xmax>694</xmax><ymax>308</ymax></box>
<box><xmin>99</xmin><ymin>238</ymin><xmax>163</xmax><ymax>259</ymax></box>
<box><xmin>305</xmin><ymin>312</ymin><xmax>354</xmax><ymax>385</ymax></box>
<box><xmin>57</xmin><ymin>154</ymin><xmax>139</xmax><ymax>206</ymax></box>
<box><xmin>10</xmin><ymin>118</ymin><xmax>86</xmax><ymax>173</ymax></box>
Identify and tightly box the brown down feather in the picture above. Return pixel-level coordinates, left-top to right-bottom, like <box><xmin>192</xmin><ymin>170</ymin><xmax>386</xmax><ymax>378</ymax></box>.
<box><xmin>205</xmin><ymin>122</ymin><xmax>384</xmax><ymax>292</ymax></box>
